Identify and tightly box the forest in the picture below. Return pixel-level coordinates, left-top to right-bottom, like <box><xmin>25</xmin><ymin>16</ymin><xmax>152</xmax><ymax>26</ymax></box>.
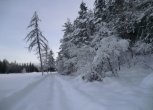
<box><xmin>56</xmin><ymin>0</ymin><xmax>153</xmax><ymax>81</ymax></box>
<box><xmin>0</xmin><ymin>59</ymin><xmax>38</xmax><ymax>73</ymax></box>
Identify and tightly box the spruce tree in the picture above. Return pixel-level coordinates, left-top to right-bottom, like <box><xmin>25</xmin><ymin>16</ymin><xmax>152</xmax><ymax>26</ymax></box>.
<box><xmin>60</xmin><ymin>19</ymin><xmax>74</xmax><ymax>59</ymax></box>
<box><xmin>94</xmin><ymin>0</ymin><xmax>106</xmax><ymax>22</ymax></box>
<box><xmin>42</xmin><ymin>44</ymin><xmax>50</xmax><ymax>71</ymax></box>
<box><xmin>79</xmin><ymin>2</ymin><xmax>88</xmax><ymax>19</ymax></box>
<box><xmin>48</xmin><ymin>50</ymin><xmax>55</xmax><ymax>72</ymax></box>
<box><xmin>72</xmin><ymin>2</ymin><xmax>91</xmax><ymax>46</ymax></box>
<box><xmin>0</xmin><ymin>60</ymin><xmax>2</xmax><ymax>73</ymax></box>
<box><xmin>57</xmin><ymin>19</ymin><xmax>75</xmax><ymax>74</ymax></box>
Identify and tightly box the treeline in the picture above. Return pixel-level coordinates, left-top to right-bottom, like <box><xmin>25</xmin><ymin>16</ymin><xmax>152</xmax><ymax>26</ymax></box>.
<box><xmin>0</xmin><ymin>59</ymin><xmax>38</xmax><ymax>73</ymax></box>
<box><xmin>57</xmin><ymin>0</ymin><xmax>153</xmax><ymax>81</ymax></box>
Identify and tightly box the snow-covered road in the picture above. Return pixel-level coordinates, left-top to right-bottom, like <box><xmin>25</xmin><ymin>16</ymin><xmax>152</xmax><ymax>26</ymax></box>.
<box><xmin>0</xmin><ymin>74</ymin><xmax>105</xmax><ymax>110</ymax></box>
<box><xmin>0</xmin><ymin>72</ymin><xmax>153</xmax><ymax>110</ymax></box>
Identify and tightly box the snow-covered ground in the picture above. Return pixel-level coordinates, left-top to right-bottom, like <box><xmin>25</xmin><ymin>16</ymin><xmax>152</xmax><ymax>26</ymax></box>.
<box><xmin>0</xmin><ymin>65</ymin><xmax>153</xmax><ymax>110</ymax></box>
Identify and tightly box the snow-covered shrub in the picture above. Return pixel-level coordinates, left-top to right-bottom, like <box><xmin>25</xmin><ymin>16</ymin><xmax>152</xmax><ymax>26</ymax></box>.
<box><xmin>83</xmin><ymin>36</ymin><xmax>129</xmax><ymax>81</ymax></box>
<box><xmin>133</xmin><ymin>40</ymin><xmax>152</xmax><ymax>55</ymax></box>
<box><xmin>63</xmin><ymin>57</ymin><xmax>77</xmax><ymax>75</ymax></box>
<box><xmin>75</xmin><ymin>46</ymin><xmax>95</xmax><ymax>76</ymax></box>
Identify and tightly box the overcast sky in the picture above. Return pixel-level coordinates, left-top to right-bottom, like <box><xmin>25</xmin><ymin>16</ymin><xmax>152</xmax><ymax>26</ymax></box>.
<box><xmin>0</xmin><ymin>0</ymin><xmax>94</xmax><ymax>64</ymax></box>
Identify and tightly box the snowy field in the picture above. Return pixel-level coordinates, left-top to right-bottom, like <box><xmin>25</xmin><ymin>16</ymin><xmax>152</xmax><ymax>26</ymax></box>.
<box><xmin>0</xmin><ymin>66</ymin><xmax>153</xmax><ymax>110</ymax></box>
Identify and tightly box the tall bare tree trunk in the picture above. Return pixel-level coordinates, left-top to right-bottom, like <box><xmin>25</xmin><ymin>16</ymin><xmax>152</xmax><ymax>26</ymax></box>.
<box><xmin>36</xmin><ymin>20</ymin><xmax>44</xmax><ymax>75</ymax></box>
<box><xmin>38</xmin><ymin>40</ymin><xmax>44</xmax><ymax>75</ymax></box>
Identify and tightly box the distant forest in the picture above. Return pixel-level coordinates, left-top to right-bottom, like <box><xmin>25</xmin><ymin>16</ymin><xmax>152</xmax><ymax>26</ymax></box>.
<box><xmin>0</xmin><ymin>59</ymin><xmax>38</xmax><ymax>73</ymax></box>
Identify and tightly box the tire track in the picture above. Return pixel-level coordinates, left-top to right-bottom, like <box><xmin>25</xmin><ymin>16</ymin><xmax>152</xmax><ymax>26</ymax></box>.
<box><xmin>0</xmin><ymin>75</ymin><xmax>49</xmax><ymax>110</ymax></box>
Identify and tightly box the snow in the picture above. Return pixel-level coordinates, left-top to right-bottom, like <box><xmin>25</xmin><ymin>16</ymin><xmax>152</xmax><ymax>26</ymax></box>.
<box><xmin>141</xmin><ymin>73</ymin><xmax>153</xmax><ymax>89</ymax></box>
<box><xmin>0</xmin><ymin>73</ymin><xmax>41</xmax><ymax>99</ymax></box>
<box><xmin>0</xmin><ymin>66</ymin><xmax>153</xmax><ymax>110</ymax></box>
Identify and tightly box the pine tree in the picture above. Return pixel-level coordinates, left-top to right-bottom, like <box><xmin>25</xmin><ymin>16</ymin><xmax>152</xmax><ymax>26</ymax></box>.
<box><xmin>48</xmin><ymin>50</ymin><xmax>55</xmax><ymax>72</ymax></box>
<box><xmin>25</xmin><ymin>12</ymin><xmax>48</xmax><ymax>75</ymax></box>
<box><xmin>114</xmin><ymin>0</ymin><xmax>124</xmax><ymax>13</ymax></box>
<box><xmin>63</xmin><ymin>19</ymin><xmax>74</xmax><ymax>37</ymax></box>
<box><xmin>79</xmin><ymin>1</ymin><xmax>88</xmax><ymax>19</ymax></box>
<box><xmin>60</xmin><ymin>19</ymin><xmax>74</xmax><ymax>59</ymax></box>
<box><xmin>0</xmin><ymin>60</ymin><xmax>2</xmax><ymax>73</ymax></box>
<box><xmin>42</xmin><ymin>44</ymin><xmax>50</xmax><ymax>72</ymax></box>
<box><xmin>72</xmin><ymin>2</ymin><xmax>91</xmax><ymax>46</ymax></box>
<box><xmin>2</xmin><ymin>59</ymin><xmax>9</xmax><ymax>73</ymax></box>
<box><xmin>94</xmin><ymin>0</ymin><xmax>106</xmax><ymax>22</ymax></box>
<box><xmin>57</xmin><ymin>19</ymin><xmax>75</xmax><ymax>74</ymax></box>
<box><xmin>136</xmin><ymin>0</ymin><xmax>153</xmax><ymax>44</ymax></box>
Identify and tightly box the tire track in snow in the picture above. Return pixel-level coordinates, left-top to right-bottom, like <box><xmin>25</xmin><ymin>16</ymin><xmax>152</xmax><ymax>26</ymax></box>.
<box><xmin>0</xmin><ymin>75</ymin><xmax>49</xmax><ymax>110</ymax></box>
<box><xmin>57</xmin><ymin>76</ymin><xmax>153</xmax><ymax>110</ymax></box>
<box><xmin>49</xmin><ymin>75</ymin><xmax>72</xmax><ymax>110</ymax></box>
<box><xmin>58</xmin><ymin>76</ymin><xmax>145</xmax><ymax>110</ymax></box>
<box><xmin>54</xmin><ymin>75</ymin><xmax>106</xmax><ymax>110</ymax></box>
<box><xmin>11</xmin><ymin>74</ymin><xmax>54</xmax><ymax>110</ymax></box>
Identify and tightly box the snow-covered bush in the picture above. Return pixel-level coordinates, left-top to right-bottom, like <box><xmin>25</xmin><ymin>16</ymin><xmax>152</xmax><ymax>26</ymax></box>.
<box><xmin>83</xmin><ymin>36</ymin><xmax>129</xmax><ymax>81</ymax></box>
<box><xmin>75</xmin><ymin>46</ymin><xmax>95</xmax><ymax>75</ymax></box>
<box><xmin>63</xmin><ymin>57</ymin><xmax>77</xmax><ymax>75</ymax></box>
<box><xmin>133</xmin><ymin>41</ymin><xmax>152</xmax><ymax>55</ymax></box>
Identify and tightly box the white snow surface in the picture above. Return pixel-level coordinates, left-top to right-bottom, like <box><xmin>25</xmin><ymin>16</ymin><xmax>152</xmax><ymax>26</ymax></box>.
<box><xmin>0</xmin><ymin>67</ymin><xmax>153</xmax><ymax>110</ymax></box>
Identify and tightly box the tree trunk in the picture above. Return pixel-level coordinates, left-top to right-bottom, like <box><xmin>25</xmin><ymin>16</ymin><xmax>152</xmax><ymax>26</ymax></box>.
<box><xmin>36</xmin><ymin>21</ymin><xmax>44</xmax><ymax>75</ymax></box>
<box><xmin>39</xmin><ymin>48</ymin><xmax>44</xmax><ymax>75</ymax></box>
<box><xmin>118</xmin><ymin>57</ymin><xmax>120</xmax><ymax>70</ymax></box>
<box><xmin>107</xmin><ymin>57</ymin><xmax>116</xmax><ymax>77</ymax></box>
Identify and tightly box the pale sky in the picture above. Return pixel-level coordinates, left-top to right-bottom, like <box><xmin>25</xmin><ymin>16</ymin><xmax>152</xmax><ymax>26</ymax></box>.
<box><xmin>0</xmin><ymin>0</ymin><xmax>94</xmax><ymax>64</ymax></box>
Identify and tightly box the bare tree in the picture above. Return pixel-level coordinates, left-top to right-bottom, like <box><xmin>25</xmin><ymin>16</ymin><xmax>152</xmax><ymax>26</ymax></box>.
<box><xmin>25</xmin><ymin>11</ymin><xmax>48</xmax><ymax>75</ymax></box>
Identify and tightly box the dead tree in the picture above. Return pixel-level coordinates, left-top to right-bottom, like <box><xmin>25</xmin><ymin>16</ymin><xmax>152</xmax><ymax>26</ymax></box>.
<box><xmin>25</xmin><ymin>11</ymin><xmax>48</xmax><ymax>75</ymax></box>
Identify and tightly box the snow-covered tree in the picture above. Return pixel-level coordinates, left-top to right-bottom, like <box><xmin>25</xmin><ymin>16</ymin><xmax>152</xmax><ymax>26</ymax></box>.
<box><xmin>136</xmin><ymin>0</ymin><xmax>153</xmax><ymax>42</ymax></box>
<box><xmin>25</xmin><ymin>11</ymin><xmax>48</xmax><ymax>75</ymax></box>
<box><xmin>42</xmin><ymin>44</ymin><xmax>55</xmax><ymax>72</ymax></box>
<box><xmin>57</xmin><ymin>19</ymin><xmax>77</xmax><ymax>74</ymax></box>
<box><xmin>94</xmin><ymin>0</ymin><xmax>106</xmax><ymax>22</ymax></box>
<box><xmin>56</xmin><ymin>52</ymin><xmax>64</xmax><ymax>73</ymax></box>
<box><xmin>57</xmin><ymin>0</ymin><xmax>153</xmax><ymax>81</ymax></box>
<box><xmin>48</xmin><ymin>50</ymin><xmax>55</xmax><ymax>72</ymax></box>
<box><xmin>42</xmin><ymin>44</ymin><xmax>50</xmax><ymax>71</ymax></box>
<box><xmin>72</xmin><ymin>2</ymin><xmax>91</xmax><ymax>47</ymax></box>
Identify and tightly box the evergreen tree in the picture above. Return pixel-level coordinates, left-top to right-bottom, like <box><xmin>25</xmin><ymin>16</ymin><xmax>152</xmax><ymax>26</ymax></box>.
<box><xmin>114</xmin><ymin>0</ymin><xmax>124</xmax><ymax>13</ymax></box>
<box><xmin>42</xmin><ymin>44</ymin><xmax>50</xmax><ymax>71</ymax></box>
<box><xmin>60</xmin><ymin>19</ymin><xmax>74</xmax><ymax>59</ymax></box>
<box><xmin>72</xmin><ymin>2</ymin><xmax>91</xmax><ymax>46</ymax></box>
<box><xmin>2</xmin><ymin>59</ymin><xmax>9</xmax><ymax>73</ymax></box>
<box><xmin>0</xmin><ymin>60</ymin><xmax>2</xmax><ymax>73</ymax></box>
<box><xmin>48</xmin><ymin>50</ymin><xmax>55</xmax><ymax>72</ymax></box>
<box><xmin>25</xmin><ymin>11</ymin><xmax>48</xmax><ymax>75</ymax></box>
<box><xmin>94</xmin><ymin>0</ymin><xmax>106</xmax><ymax>22</ymax></box>
<box><xmin>56</xmin><ymin>52</ymin><xmax>64</xmax><ymax>73</ymax></box>
<box><xmin>57</xmin><ymin>19</ymin><xmax>75</xmax><ymax>74</ymax></box>
<box><xmin>79</xmin><ymin>1</ymin><xmax>88</xmax><ymax>19</ymax></box>
<box><xmin>136</xmin><ymin>0</ymin><xmax>153</xmax><ymax>43</ymax></box>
